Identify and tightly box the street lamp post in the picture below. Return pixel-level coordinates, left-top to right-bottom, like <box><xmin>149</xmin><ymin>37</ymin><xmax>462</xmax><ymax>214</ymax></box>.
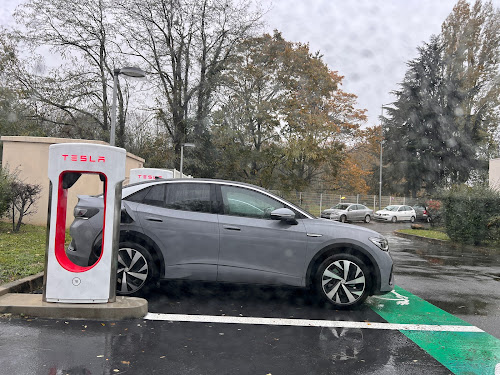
<box><xmin>379</xmin><ymin>103</ymin><xmax>391</xmax><ymax>210</ymax></box>
<box><xmin>110</xmin><ymin>67</ymin><xmax>146</xmax><ymax>146</ymax></box>
<box><xmin>180</xmin><ymin>143</ymin><xmax>195</xmax><ymax>177</ymax></box>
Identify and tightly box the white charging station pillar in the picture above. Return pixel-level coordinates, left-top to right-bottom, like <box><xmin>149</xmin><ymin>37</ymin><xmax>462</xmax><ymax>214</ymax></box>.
<box><xmin>43</xmin><ymin>143</ymin><xmax>126</xmax><ymax>303</ymax></box>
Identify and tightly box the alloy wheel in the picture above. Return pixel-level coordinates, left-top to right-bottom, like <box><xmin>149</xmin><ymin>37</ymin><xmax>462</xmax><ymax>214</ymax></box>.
<box><xmin>321</xmin><ymin>260</ymin><xmax>366</xmax><ymax>306</ymax></box>
<box><xmin>117</xmin><ymin>247</ymin><xmax>149</xmax><ymax>295</ymax></box>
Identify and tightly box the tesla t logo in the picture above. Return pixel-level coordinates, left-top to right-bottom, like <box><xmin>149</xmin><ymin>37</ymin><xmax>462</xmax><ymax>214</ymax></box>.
<box><xmin>138</xmin><ymin>175</ymin><xmax>162</xmax><ymax>179</ymax></box>
<box><xmin>62</xmin><ymin>154</ymin><xmax>106</xmax><ymax>163</ymax></box>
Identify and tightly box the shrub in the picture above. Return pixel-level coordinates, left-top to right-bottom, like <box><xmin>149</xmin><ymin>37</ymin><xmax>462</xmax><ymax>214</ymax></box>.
<box><xmin>442</xmin><ymin>185</ymin><xmax>500</xmax><ymax>245</ymax></box>
<box><xmin>487</xmin><ymin>216</ymin><xmax>500</xmax><ymax>245</ymax></box>
<box><xmin>0</xmin><ymin>168</ymin><xmax>13</xmax><ymax>218</ymax></box>
<box><xmin>9</xmin><ymin>179</ymin><xmax>42</xmax><ymax>233</ymax></box>
<box><xmin>426</xmin><ymin>199</ymin><xmax>443</xmax><ymax>227</ymax></box>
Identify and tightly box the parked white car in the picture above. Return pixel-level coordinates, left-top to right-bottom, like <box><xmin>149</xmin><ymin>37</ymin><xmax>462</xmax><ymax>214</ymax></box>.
<box><xmin>374</xmin><ymin>205</ymin><xmax>416</xmax><ymax>223</ymax></box>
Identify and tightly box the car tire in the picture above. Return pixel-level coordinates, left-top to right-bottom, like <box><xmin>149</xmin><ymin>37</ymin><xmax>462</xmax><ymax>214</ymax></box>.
<box><xmin>426</xmin><ymin>217</ymin><xmax>432</xmax><ymax>223</ymax></box>
<box><xmin>315</xmin><ymin>254</ymin><xmax>371</xmax><ymax>309</ymax></box>
<box><xmin>340</xmin><ymin>215</ymin><xmax>347</xmax><ymax>223</ymax></box>
<box><xmin>116</xmin><ymin>242</ymin><xmax>156</xmax><ymax>296</ymax></box>
<box><xmin>391</xmin><ymin>216</ymin><xmax>397</xmax><ymax>223</ymax></box>
<box><xmin>410</xmin><ymin>216</ymin><xmax>415</xmax><ymax>223</ymax></box>
<box><xmin>364</xmin><ymin>215</ymin><xmax>371</xmax><ymax>223</ymax></box>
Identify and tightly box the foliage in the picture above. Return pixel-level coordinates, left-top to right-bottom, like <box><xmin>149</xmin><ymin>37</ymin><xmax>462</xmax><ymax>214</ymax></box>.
<box><xmin>0</xmin><ymin>222</ymin><xmax>45</xmax><ymax>284</ymax></box>
<box><xmin>427</xmin><ymin>199</ymin><xmax>443</xmax><ymax>227</ymax></box>
<box><xmin>441</xmin><ymin>185</ymin><xmax>500</xmax><ymax>245</ymax></box>
<box><xmin>118</xmin><ymin>0</ymin><xmax>263</xmax><ymax>176</ymax></box>
<box><xmin>0</xmin><ymin>168</ymin><xmax>13</xmax><ymax>218</ymax></box>
<box><xmin>383</xmin><ymin>1</ymin><xmax>500</xmax><ymax>196</ymax></box>
<box><xmin>8</xmin><ymin>176</ymin><xmax>42</xmax><ymax>233</ymax></box>
<box><xmin>213</xmin><ymin>32</ymin><xmax>367</xmax><ymax>191</ymax></box>
<box><xmin>486</xmin><ymin>216</ymin><xmax>500</xmax><ymax>244</ymax></box>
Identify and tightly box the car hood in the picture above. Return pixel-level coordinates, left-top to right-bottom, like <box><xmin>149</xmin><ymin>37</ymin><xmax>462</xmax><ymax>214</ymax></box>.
<box><xmin>303</xmin><ymin>218</ymin><xmax>384</xmax><ymax>241</ymax></box>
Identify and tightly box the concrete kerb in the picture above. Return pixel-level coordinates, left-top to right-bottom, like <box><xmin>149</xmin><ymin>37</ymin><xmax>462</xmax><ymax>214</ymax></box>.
<box><xmin>0</xmin><ymin>272</ymin><xmax>148</xmax><ymax>320</ymax></box>
<box><xmin>0</xmin><ymin>272</ymin><xmax>44</xmax><ymax>297</ymax></box>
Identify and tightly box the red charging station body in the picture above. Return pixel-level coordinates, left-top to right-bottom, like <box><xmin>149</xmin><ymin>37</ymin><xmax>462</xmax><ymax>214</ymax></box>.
<box><xmin>43</xmin><ymin>143</ymin><xmax>126</xmax><ymax>303</ymax></box>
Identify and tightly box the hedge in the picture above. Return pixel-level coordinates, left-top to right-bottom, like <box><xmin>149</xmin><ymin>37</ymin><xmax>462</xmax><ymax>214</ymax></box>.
<box><xmin>442</xmin><ymin>186</ymin><xmax>500</xmax><ymax>245</ymax></box>
<box><xmin>442</xmin><ymin>185</ymin><xmax>500</xmax><ymax>245</ymax></box>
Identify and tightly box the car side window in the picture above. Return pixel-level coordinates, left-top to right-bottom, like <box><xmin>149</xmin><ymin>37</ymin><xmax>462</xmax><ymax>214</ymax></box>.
<box><xmin>220</xmin><ymin>185</ymin><xmax>285</xmax><ymax>219</ymax></box>
<box><xmin>165</xmin><ymin>183</ymin><xmax>212</xmax><ymax>213</ymax></box>
<box><xmin>124</xmin><ymin>186</ymin><xmax>151</xmax><ymax>203</ymax></box>
<box><xmin>142</xmin><ymin>184</ymin><xmax>166</xmax><ymax>207</ymax></box>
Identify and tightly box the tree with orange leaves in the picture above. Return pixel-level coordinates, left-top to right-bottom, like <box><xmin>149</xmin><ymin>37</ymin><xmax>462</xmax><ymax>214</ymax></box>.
<box><xmin>213</xmin><ymin>32</ymin><xmax>368</xmax><ymax>191</ymax></box>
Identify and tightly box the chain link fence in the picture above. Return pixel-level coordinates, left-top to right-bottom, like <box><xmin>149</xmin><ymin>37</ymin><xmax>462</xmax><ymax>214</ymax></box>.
<box><xmin>270</xmin><ymin>191</ymin><xmax>422</xmax><ymax>217</ymax></box>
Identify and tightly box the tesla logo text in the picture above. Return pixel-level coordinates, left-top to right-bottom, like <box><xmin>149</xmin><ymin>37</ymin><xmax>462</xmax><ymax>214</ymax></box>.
<box><xmin>138</xmin><ymin>175</ymin><xmax>162</xmax><ymax>179</ymax></box>
<box><xmin>62</xmin><ymin>155</ymin><xmax>106</xmax><ymax>163</ymax></box>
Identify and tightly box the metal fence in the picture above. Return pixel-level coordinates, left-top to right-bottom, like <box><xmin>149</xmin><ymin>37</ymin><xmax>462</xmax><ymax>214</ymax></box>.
<box><xmin>270</xmin><ymin>191</ymin><xmax>422</xmax><ymax>216</ymax></box>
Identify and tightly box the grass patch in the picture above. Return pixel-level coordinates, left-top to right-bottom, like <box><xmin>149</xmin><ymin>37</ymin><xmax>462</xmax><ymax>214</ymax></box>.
<box><xmin>0</xmin><ymin>221</ymin><xmax>46</xmax><ymax>284</ymax></box>
<box><xmin>397</xmin><ymin>228</ymin><xmax>451</xmax><ymax>241</ymax></box>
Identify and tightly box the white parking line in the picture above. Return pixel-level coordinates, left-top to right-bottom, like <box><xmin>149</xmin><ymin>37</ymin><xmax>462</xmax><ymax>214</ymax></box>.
<box><xmin>144</xmin><ymin>313</ymin><xmax>484</xmax><ymax>332</ymax></box>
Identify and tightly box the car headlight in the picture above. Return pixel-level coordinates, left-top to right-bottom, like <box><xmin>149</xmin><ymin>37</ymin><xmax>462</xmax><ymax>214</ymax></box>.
<box><xmin>369</xmin><ymin>237</ymin><xmax>389</xmax><ymax>251</ymax></box>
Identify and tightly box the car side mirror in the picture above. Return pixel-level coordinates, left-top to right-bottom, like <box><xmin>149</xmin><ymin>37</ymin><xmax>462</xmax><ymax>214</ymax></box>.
<box><xmin>270</xmin><ymin>208</ymin><xmax>297</xmax><ymax>224</ymax></box>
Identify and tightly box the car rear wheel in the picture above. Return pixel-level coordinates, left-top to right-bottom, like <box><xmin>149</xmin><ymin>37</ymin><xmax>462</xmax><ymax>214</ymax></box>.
<box><xmin>116</xmin><ymin>242</ymin><xmax>155</xmax><ymax>296</ymax></box>
<box><xmin>410</xmin><ymin>216</ymin><xmax>415</xmax><ymax>223</ymax></box>
<box><xmin>315</xmin><ymin>254</ymin><xmax>371</xmax><ymax>309</ymax></box>
<box><xmin>391</xmin><ymin>216</ymin><xmax>397</xmax><ymax>223</ymax></box>
<box><xmin>340</xmin><ymin>215</ymin><xmax>347</xmax><ymax>223</ymax></box>
<box><xmin>364</xmin><ymin>215</ymin><xmax>371</xmax><ymax>223</ymax></box>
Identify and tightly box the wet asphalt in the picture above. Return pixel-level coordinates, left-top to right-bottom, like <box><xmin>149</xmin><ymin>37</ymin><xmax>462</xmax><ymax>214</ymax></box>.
<box><xmin>363</xmin><ymin>221</ymin><xmax>500</xmax><ymax>339</ymax></box>
<box><xmin>1</xmin><ymin>220</ymin><xmax>499</xmax><ymax>374</ymax></box>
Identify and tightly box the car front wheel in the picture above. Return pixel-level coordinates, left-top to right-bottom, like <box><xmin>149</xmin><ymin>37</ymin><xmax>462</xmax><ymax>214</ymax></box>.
<box><xmin>340</xmin><ymin>215</ymin><xmax>347</xmax><ymax>223</ymax></box>
<box><xmin>364</xmin><ymin>215</ymin><xmax>371</xmax><ymax>223</ymax></box>
<box><xmin>315</xmin><ymin>254</ymin><xmax>371</xmax><ymax>309</ymax></box>
<box><xmin>391</xmin><ymin>216</ymin><xmax>397</xmax><ymax>223</ymax></box>
<box><xmin>116</xmin><ymin>242</ymin><xmax>155</xmax><ymax>296</ymax></box>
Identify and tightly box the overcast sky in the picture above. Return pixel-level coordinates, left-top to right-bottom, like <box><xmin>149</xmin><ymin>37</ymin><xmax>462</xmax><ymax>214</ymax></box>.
<box><xmin>2</xmin><ymin>0</ymin><xmax>499</xmax><ymax>126</ymax></box>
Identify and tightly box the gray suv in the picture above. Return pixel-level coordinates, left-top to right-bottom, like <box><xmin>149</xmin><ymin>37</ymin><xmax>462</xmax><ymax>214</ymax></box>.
<box><xmin>67</xmin><ymin>179</ymin><xmax>394</xmax><ymax>308</ymax></box>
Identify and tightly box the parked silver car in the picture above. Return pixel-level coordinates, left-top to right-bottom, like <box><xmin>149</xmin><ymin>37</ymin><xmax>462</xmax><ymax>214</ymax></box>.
<box><xmin>321</xmin><ymin>203</ymin><xmax>373</xmax><ymax>223</ymax></box>
<box><xmin>66</xmin><ymin>179</ymin><xmax>394</xmax><ymax>308</ymax></box>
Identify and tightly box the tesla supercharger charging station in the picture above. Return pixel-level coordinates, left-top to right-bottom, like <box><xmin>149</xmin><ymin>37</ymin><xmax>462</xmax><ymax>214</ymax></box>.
<box><xmin>129</xmin><ymin>168</ymin><xmax>173</xmax><ymax>184</ymax></box>
<box><xmin>43</xmin><ymin>143</ymin><xmax>126</xmax><ymax>303</ymax></box>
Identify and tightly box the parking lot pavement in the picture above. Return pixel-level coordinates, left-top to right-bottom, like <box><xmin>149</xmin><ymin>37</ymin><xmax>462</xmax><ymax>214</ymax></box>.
<box><xmin>355</xmin><ymin>221</ymin><xmax>500</xmax><ymax>339</ymax></box>
<box><xmin>0</xmin><ymin>281</ymin><xmax>455</xmax><ymax>375</ymax></box>
<box><xmin>1</xmin><ymin>220</ymin><xmax>499</xmax><ymax>374</ymax></box>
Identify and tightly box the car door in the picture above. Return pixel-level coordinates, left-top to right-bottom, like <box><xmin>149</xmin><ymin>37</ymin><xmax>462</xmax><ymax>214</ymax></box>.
<box><xmin>397</xmin><ymin>206</ymin><xmax>406</xmax><ymax>220</ymax></box>
<box><xmin>216</xmin><ymin>184</ymin><xmax>309</xmax><ymax>287</ymax></box>
<box><xmin>358</xmin><ymin>204</ymin><xmax>369</xmax><ymax>220</ymax></box>
<box><xmin>134</xmin><ymin>182</ymin><xmax>219</xmax><ymax>281</ymax></box>
<box><xmin>346</xmin><ymin>205</ymin><xmax>357</xmax><ymax>221</ymax></box>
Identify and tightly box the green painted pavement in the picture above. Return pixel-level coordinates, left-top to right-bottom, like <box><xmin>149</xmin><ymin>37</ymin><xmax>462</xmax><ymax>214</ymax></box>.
<box><xmin>367</xmin><ymin>286</ymin><xmax>500</xmax><ymax>375</ymax></box>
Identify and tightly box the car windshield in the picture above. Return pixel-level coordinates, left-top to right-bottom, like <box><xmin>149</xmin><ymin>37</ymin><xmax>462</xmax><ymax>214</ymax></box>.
<box><xmin>332</xmin><ymin>204</ymin><xmax>350</xmax><ymax>210</ymax></box>
<box><xmin>383</xmin><ymin>206</ymin><xmax>399</xmax><ymax>211</ymax></box>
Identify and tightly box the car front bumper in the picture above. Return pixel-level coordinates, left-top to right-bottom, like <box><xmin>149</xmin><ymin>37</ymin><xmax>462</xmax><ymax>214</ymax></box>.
<box><xmin>374</xmin><ymin>214</ymin><xmax>392</xmax><ymax>221</ymax></box>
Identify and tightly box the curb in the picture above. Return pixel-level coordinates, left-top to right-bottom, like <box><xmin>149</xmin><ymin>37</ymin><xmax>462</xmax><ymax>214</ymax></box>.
<box><xmin>0</xmin><ymin>272</ymin><xmax>148</xmax><ymax>320</ymax></box>
<box><xmin>0</xmin><ymin>294</ymin><xmax>148</xmax><ymax>320</ymax></box>
<box><xmin>0</xmin><ymin>272</ymin><xmax>44</xmax><ymax>297</ymax></box>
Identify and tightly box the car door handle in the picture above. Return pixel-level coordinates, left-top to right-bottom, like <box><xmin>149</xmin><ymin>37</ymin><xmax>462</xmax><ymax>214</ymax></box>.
<box><xmin>223</xmin><ymin>225</ymin><xmax>241</xmax><ymax>231</ymax></box>
<box><xmin>145</xmin><ymin>216</ymin><xmax>163</xmax><ymax>223</ymax></box>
